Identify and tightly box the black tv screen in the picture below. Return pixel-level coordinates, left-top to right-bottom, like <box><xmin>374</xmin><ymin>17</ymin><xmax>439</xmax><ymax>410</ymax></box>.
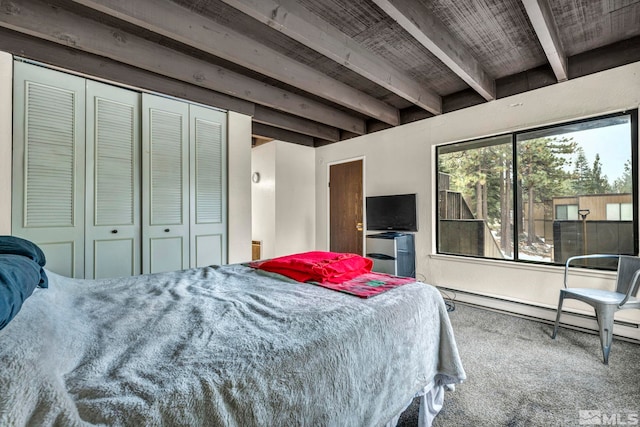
<box><xmin>366</xmin><ymin>193</ymin><xmax>417</xmax><ymax>232</ymax></box>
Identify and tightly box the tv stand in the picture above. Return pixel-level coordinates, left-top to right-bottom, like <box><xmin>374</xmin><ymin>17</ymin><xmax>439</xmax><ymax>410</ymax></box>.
<box><xmin>375</xmin><ymin>231</ymin><xmax>405</xmax><ymax>238</ymax></box>
<box><xmin>366</xmin><ymin>233</ymin><xmax>415</xmax><ymax>278</ymax></box>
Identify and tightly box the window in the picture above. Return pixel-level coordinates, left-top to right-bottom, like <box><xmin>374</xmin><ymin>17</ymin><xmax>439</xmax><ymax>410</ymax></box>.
<box><xmin>437</xmin><ymin>110</ymin><xmax>638</xmax><ymax>266</ymax></box>
<box><xmin>555</xmin><ymin>205</ymin><xmax>578</xmax><ymax>220</ymax></box>
<box><xmin>606</xmin><ymin>203</ymin><xmax>633</xmax><ymax>221</ymax></box>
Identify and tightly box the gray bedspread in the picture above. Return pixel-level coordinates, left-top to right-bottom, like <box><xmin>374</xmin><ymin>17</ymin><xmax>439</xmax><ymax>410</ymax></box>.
<box><xmin>0</xmin><ymin>264</ymin><xmax>465</xmax><ymax>426</ymax></box>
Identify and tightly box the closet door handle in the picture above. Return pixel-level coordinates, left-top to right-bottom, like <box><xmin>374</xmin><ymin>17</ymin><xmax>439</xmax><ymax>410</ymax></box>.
<box><xmin>111</xmin><ymin>229</ymin><xmax>118</xmax><ymax>234</ymax></box>
<box><xmin>164</xmin><ymin>228</ymin><xmax>170</xmax><ymax>233</ymax></box>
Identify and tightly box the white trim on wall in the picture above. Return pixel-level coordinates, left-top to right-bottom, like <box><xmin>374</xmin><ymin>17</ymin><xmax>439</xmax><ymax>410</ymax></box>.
<box><xmin>0</xmin><ymin>52</ymin><xmax>11</xmax><ymax>234</ymax></box>
<box><xmin>227</xmin><ymin>111</ymin><xmax>253</xmax><ymax>263</ymax></box>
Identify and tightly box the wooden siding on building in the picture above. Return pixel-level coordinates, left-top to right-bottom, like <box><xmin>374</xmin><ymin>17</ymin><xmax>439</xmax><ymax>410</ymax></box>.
<box><xmin>552</xmin><ymin>193</ymin><xmax>632</xmax><ymax>221</ymax></box>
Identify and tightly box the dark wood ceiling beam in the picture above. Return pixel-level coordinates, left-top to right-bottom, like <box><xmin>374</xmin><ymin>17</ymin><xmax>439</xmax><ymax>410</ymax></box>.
<box><xmin>69</xmin><ymin>0</ymin><xmax>398</xmax><ymax>127</ymax></box>
<box><xmin>400</xmin><ymin>106</ymin><xmax>434</xmax><ymax>124</ymax></box>
<box><xmin>0</xmin><ymin>28</ymin><xmax>338</xmax><ymax>141</ymax></box>
<box><xmin>0</xmin><ymin>0</ymin><xmax>366</xmax><ymax>135</ymax></box>
<box><xmin>496</xmin><ymin>64</ymin><xmax>556</xmax><ymax>99</ymax></box>
<box><xmin>218</xmin><ymin>0</ymin><xmax>442</xmax><ymax>115</ymax></box>
<box><xmin>568</xmin><ymin>35</ymin><xmax>640</xmax><ymax>80</ymax></box>
<box><xmin>372</xmin><ymin>0</ymin><xmax>496</xmax><ymax>101</ymax></box>
<box><xmin>521</xmin><ymin>0</ymin><xmax>568</xmax><ymax>82</ymax></box>
<box><xmin>253</xmin><ymin>106</ymin><xmax>340</xmax><ymax>142</ymax></box>
<box><xmin>252</xmin><ymin>123</ymin><xmax>315</xmax><ymax>147</ymax></box>
<box><xmin>0</xmin><ymin>27</ymin><xmax>256</xmax><ymax>116</ymax></box>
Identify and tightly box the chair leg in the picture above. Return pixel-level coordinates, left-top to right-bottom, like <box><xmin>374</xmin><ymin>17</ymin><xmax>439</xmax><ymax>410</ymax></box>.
<box><xmin>552</xmin><ymin>291</ymin><xmax>565</xmax><ymax>339</ymax></box>
<box><xmin>595</xmin><ymin>305</ymin><xmax>616</xmax><ymax>365</ymax></box>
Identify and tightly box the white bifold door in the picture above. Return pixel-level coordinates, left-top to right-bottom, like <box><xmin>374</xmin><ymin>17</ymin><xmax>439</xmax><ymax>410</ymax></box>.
<box><xmin>12</xmin><ymin>62</ymin><xmax>87</xmax><ymax>278</ymax></box>
<box><xmin>141</xmin><ymin>95</ymin><xmax>227</xmax><ymax>274</ymax></box>
<box><xmin>86</xmin><ymin>80</ymin><xmax>141</xmax><ymax>279</ymax></box>
<box><xmin>187</xmin><ymin>104</ymin><xmax>227</xmax><ymax>270</ymax></box>
<box><xmin>142</xmin><ymin>94</ymin><xmax>190</xmax><ymax>274</ymax></box>
<box><xmin>12</xmin><ymin>61</ymin><xmax>227</xmax><ymax>279</ymax></box>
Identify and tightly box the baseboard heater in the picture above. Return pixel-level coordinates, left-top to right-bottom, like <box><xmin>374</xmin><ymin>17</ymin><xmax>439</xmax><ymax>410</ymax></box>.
<box><xmin>437</xmin><ymin>286</ymin><xmax>640</xmax><ymax>343</ymax></box>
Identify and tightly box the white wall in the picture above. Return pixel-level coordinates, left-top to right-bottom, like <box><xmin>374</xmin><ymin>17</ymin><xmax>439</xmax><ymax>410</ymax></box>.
<box><xmin>315</xmin><ymin>62</ymin><xmax>640</xmax><ymax>340</ymax></box>
<box><xmin>252</xmin><ymin>140</ymin><xmax>315</xmax><ymax>259</ymax></box>
<box><xmin>275</xmin><ymin>141</ymin><xmax>316</xmax><ymax>256</ymax></box>
<box><xmin>252</xmin><ymin>142</ymin><xmax>277</xmax><ymax>258</ymax></box>
<box><xmin>0</xmin><ymin>52</ymin><xmax>11</xmax><ymax>235</ymax></box>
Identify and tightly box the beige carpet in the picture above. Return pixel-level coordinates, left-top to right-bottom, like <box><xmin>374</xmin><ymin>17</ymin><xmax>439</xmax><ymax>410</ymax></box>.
<box><xmin>398</xmin><ymin>302</ymin><xmax>640</xmax><ymax>426</ymax></box>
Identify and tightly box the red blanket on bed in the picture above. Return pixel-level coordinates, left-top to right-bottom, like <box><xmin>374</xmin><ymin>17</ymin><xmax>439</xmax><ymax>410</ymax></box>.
<box><xmin>251</xmin><ymin>251</ymin><xmax>373</xmax><ymax>284</ymax></box>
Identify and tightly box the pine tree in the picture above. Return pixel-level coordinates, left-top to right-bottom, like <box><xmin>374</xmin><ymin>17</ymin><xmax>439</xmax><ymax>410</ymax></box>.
<box><xmin>588</xmin><ymin>154</ymin><xmax>611</xmax><ymax>194</ymax></box>
<box><xmin>572</xmin><ymin>150</ymin><xmax>613</xmax><ymax>195</ymax></box>
<box><xmin>440</xmin><ymin>136</ymin><xmax>575</xmax><ymax>253</ymax></box>
<box><xmin>571</xmin><ymin>148</ymin><xmax>591</xmax><ymax>195</ymax></box>
<box><xmin>518</xmin><ymin>137</ymin><xmax>576</xmax><ymax>245</ymax></box>
<box><xmin>613</xmin><ymin>159</ymin><xmax>633</xmax><ymax>193</ymax></box>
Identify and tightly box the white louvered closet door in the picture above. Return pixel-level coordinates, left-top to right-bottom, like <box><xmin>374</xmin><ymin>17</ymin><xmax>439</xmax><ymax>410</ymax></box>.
<box><xmin>12</xmin><ymin>62</ymin><xmax>86</xmax><ymax>278</ymax></box>
<box><xmin>189</xmin><ymin>104</ymin><xmax>227</xmax><ymax>267</ymax></box>
<box><xmin>141</xmin><ymin>93</ymin><xmax>190</xmax><ymax>274</ymax></box>
<box><xmin>85</xmin><ymin>81</ymin><xmax>141</xmax><ymax>279</ymax></box>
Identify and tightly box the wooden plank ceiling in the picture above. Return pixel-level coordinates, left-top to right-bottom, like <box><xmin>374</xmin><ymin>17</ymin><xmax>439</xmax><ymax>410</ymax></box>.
<box><xmin>0</xmin><ymin>0</ymin><xmax>639</xmax><ymax>146</ymax></box>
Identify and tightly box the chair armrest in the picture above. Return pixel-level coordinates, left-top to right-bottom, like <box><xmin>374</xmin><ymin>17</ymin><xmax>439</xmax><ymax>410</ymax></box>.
<box><xmin>620</xmin><ymin>268</ymin><xmax>640</xmax><ymax>307</ymax></box>
<box><xmin>563</xmin><ymin>254</ymin><xmax>620</xmax><ymax>289</ymax></box>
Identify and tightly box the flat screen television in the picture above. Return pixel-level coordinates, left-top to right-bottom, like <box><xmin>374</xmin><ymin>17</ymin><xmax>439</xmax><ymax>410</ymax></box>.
<box><xmin>366</xmin><ymin>193</ymin><xmax>417</xmax><ymax>232</ymax></box>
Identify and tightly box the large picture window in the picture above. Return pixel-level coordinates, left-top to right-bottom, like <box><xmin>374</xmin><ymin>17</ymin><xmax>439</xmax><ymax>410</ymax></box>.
<box><xmin>436</xmin><ymin>110</ymin><xmax>638</xmax><ymax>267</ymax></box>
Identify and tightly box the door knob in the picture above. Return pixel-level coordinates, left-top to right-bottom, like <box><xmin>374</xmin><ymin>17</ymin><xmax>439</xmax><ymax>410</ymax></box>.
<box><xmin>356</xmin><ymin>222</ymin><xmax>363</xmax><ymax>231</ymax></box>
<box><xmin>164</xmin><ymin>228</ymin><xmax>170</xmax><ymax>232</ymax></box>
<box><xmin>111</xmin><ymin>229</ymin><xmax>118</xmax><ymax>234</ymax></box>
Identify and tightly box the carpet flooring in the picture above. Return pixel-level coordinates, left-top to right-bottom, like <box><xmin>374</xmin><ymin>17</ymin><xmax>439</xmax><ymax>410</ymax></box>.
<box><xmin>397</xmin><ymin>302</ymin><xmax>640</xmax><ymax>426</ymax></box>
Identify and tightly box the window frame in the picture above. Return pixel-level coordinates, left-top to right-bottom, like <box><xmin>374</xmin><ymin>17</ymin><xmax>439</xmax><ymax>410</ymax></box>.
<box><xmin>435</xmin><ymin>109</ymin><xmax>639</xmax><ymax>267</ymax></box>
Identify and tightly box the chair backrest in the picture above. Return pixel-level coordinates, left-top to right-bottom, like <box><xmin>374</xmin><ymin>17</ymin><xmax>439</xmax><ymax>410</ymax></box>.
<box><xmin>615</xmin><ymin>256</ymin><xmax>640</xmax><ymax>296</ymax></box>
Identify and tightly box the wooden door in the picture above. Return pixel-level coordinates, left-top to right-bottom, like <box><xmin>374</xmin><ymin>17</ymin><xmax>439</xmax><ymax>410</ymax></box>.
<box><xmin>329</xmin><ymin>160</ymin><xmax>363</xmax><ymax>254</ymax></box>
<box><xmin>141</xmin><ymin>93</ymin><xmax>190</xmax><ymax>274</ymax></box>
<box><xmin>85</xmin><ymin>80</ymin><xmax>141</xmax><ymax>279</ymax></box>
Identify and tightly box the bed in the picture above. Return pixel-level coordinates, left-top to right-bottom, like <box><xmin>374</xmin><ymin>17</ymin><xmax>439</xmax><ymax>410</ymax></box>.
<box><xmin>0</xmin><ymin>241</ymin><xmax>465</xmax><ymax>427</ymax></box>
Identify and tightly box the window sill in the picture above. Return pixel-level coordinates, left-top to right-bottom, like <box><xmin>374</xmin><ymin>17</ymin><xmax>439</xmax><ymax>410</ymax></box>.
<box><xmin>428</xmin><ymin>252</ymin><xmax>615</xmax><ymax>279</ymax></box>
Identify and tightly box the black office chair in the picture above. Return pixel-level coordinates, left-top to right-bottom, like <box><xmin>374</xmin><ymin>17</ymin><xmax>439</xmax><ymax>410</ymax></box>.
<box><xmin>552</xmin><ymin>254</ymin><xmax>640</xmax><ymax>364</ymax></box>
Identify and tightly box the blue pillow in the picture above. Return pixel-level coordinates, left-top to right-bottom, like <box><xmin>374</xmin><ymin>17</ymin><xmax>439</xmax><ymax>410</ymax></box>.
<box><xmin>0</xmin><ymin>236</ymin><xmax>48</xmax><ymax>288</ymax></box>
<box><xmin>0</xmin><ymin>254</ymin><xmax>41</xmax><ymax>330</ymax></box>
<box><xmin>0</xmin><ymin>235</ymin><xmax>46</xmax><ymax>266</ymax></box>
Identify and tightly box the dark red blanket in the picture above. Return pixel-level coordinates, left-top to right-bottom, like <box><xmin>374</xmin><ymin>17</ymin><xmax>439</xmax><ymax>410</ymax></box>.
<box><xmin>250</xmin><ymin>251</ymin><xmax>373</xmax><ymax>284</ymax></box>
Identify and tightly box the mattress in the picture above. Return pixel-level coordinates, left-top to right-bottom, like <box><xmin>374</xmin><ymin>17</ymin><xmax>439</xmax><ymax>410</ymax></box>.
<box><xmin>0</xmin><ymin>263</ymin><xmax>465</xmax><ymax>426</ymax></box>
